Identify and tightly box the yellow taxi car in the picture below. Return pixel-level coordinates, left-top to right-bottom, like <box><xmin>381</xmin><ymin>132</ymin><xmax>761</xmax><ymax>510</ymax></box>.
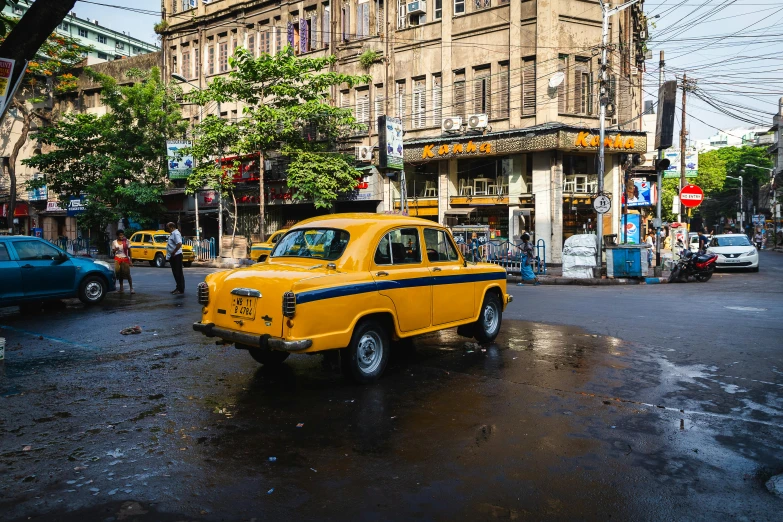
<box><xmin>128</xmin><ymin>230</ymin><xmax>196</xmax><ymax>268</ymax></box>
<box><xmin>193</xmin><ymin>214</ymin><xmax>512</xmax><ymax>383</ymax></box>
<box><xmin>249</xmin><ymin>229</ymin><xmax>287</xmax><ymax>262</ymax></box>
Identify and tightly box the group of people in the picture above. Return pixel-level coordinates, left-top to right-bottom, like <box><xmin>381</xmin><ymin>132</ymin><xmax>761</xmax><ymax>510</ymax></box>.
<box><xmin>109</xmin><ymin>222</ymin><xmax>186</xmax><ymax>295</ymax></box>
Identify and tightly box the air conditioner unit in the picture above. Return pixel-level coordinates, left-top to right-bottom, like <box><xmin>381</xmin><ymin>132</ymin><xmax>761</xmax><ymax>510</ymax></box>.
<box><xmin>467</xmin><ymin>113</ymin><xmax>488</xmax><ymax>130</ymax></box>
<box><xmin>355</xmin><ymin>145</ymin><xmax>373</xmax><ymax>162</ymax></box>
<box><xmin>442</xmin><ymin>116</ymin><xmax>462</xmax><ymax>133</ymax></box>
<box><xmin>407</xmin><ymin>0</ymin><xmax>426</xmax><ymax>16</ymax></box>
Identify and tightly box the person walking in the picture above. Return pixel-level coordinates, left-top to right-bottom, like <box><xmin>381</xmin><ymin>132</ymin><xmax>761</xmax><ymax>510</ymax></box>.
<box><xmin>517</xmin><ymin>233</ymin><xmax>540</xmax><ymax>286</ymax></box>
<box><xmin>111</xmin><ymin>230</ymin><xmax>134</xmax><ymax>294</ymax></box>
<box><xmin>645</xmin><ymin>232</ymin><xmax>654</xmax><ymax>266</ymax></box>
<box><xmin>166</xmin><ymin>222</ymin><xmax>185</xmax><ymax>294</ymax></box>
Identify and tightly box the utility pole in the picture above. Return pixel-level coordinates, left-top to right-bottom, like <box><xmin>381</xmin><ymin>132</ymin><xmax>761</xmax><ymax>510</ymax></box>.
<box><xmin>655</xmin><ymin>50</ymin><xmax>664</xmax><ymax>269</ymax></box>
<box><xmin>679</xmin><ymin>74</ymin><xmax>688</xmax><ymax>227</ymax></box>
<box><xmin>259</xmin><ymin>151</ymin><xmax>265</xmax><ymax>241</ymax></box>
<box><xmin>597</xmin><ymin>0</ymin><xmax>643</xmax><ymax>266</ymax></box>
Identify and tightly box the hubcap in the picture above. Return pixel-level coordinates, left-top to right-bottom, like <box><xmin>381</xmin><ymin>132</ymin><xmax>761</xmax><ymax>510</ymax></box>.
<box><xmin>483</xmin><ymin>303</ymin><xmax>498</xmax><ymax>334</ymax></box>
<box><xmin>85</xmin><ymin>281</ymin><xmax>103</xmax><ymax>301</ymax></box>
<box><xmin>357</xmin><ymin>331</ymin><xmax>383</xmax><ymax>374</ymax></box>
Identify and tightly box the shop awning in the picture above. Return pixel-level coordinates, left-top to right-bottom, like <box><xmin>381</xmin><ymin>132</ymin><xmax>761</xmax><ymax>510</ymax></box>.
<box><xmin>444</xmin><ymin>208</ymin><xmax>476</xmax><ymax>216</ymax></box>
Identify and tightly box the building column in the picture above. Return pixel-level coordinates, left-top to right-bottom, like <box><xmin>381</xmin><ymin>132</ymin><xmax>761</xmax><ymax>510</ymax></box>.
<box><xmin>535</xmin><ymin>0</ymin><xmax>558</xmax><ymax>125</ymax></box>
<box><xmin>508</xmin><ymin>0</ymin><xmax>522</xmax><ymax>128</ymax></box>
<box><xmin>533</xmin><ymin>152</ymin><xmax>563</xmax><ymax>263</ymax></box>
<box><xmin>438</xmin><ymin>161</ymin><xmax>449</xmax><ymax>224</ymax></box>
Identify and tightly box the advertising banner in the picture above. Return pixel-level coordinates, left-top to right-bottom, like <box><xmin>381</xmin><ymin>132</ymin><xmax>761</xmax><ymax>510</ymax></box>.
<box><xmin>167</xmin><ymin>140</ymin><xmax>193</xmax><ymax>180</ymax></box>
<box><xmin>623</xmin><ymin>178</ymin><xmax>652</xmax><ymax>207</ymax></box>
<box><xmin>620</xmin><ymin>214</ymin><xmax>641</xmax><ymax>244</ymax></box>
<box><xmin>0</xmin><ymin>57</ymin><xmax>15</xmax><ymax>113</ymax></box>
<box><xmin>378</xmin><ymin>116</ymin><xmax>403</xmax><ymax>170</ymax></box>
<box><xmin>663</xmin><ymin>150</ymin><xmax>698</xmax><ymax>178</ymax></box>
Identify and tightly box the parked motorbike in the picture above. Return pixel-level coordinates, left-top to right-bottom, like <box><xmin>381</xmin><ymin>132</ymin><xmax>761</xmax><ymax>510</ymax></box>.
<box><xmin>668</xmin><ymin>249</ymin><xmax>718</xmax><ymax>283</ymax></box>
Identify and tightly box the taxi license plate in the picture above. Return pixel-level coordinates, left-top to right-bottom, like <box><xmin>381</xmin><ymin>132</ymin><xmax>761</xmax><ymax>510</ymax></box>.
<box><xmin>231</xmin><ymin>296</ymin><xmax>257</xmax><ymax>319</ymax></box>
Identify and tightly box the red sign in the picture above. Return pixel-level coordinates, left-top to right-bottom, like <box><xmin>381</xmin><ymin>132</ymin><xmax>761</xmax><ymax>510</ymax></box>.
<box><xmin>679</xmin><ymin>184</ymin><xmax>704</xmax><ymax>208</ymax></box>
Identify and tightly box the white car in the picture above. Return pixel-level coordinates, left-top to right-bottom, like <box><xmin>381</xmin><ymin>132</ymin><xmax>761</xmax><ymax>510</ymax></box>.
<box><xmin>707</xmin><ymin>234</ymin><xmax>759</xmax><ymax>272</ymax></box>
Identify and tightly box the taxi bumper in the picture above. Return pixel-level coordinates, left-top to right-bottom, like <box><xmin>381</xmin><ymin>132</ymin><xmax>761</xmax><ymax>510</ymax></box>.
<box><xmin>192</xmin><ymin>322</ymin><xmax>313</xmax><ymax>351</ymax></box>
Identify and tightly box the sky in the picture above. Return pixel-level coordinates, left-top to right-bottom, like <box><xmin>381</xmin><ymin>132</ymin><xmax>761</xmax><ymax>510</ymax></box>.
<box><xmin>72</xmin><ymin>0</ymin><xmax>783</xmax><ymax>142</ymax></box>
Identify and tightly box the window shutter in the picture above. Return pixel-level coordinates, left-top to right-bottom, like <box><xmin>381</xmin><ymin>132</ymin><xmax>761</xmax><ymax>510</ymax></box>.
<box><xmin>473</xmin><ymin>69</ymin><xmax>490</xmax><ymax>115</ymax></box>
<box><xmin>413</xmin><ymin>79</ymin><xmax>426</xmax><ymax>129</ymax></box>
<box><xmin>248</xmin><ymin>35</ymin><xmax>255</xmax><ymax>57</ymax></box>
<box><xmin>374</xmin><ymin>91</ymin><xmax>384</xmax><ymax>131</ymax></box>
<box><xmin>557</xmin><ymin>56</ymin><xmax>567</xmax><ymax>114</ymax></box>
<box><xmin>357</xmin><ymin>90</ymin><xmax>370</xmax><ymax>132</ymax></box>
<box><xmin>396</xmin><ymin>81</ymin><xmax>406</xmax><ymax>127</ymax></box>
<box><xmin>310</xmin><ymin>16</ymin><xmax>317</xmax><ymax>49</ymax></box>
<box><xmin>287</xmin><ymin>21</ymin><xmax>295</xmax><ymax>49</ymax></box>
<box><xmin>574</xmin><ymin>66</ymin><xmax>582</xmax><ymax>115</ymax></box>
<box><xmin>432</xmin><ymin>75</ymin><xmax>442</xmax><ymax>127</ymax></box>
<box><xmin>323</xmin><ymin>7</ymin><xmax>331</xmax><ymax>47</ymax></box>
<box><xmin>497</xmin><ymin>64</ymin><xmax>509</xmax><ymax>119</ymax></box>
<box><xmin>454</xmin><ymin>76</ymin><xmax>466</xmax><ymax>120</ymax></box>
<box><xmin>300</xmin><ymin>18</ymin><xmax>309</xmax><ymax>53</ymax></box>
<box><xmin>376</xmin><ymin>0</ymin><xmax>384</xmax><ymax>35</ymax></box>
<box><xmin>522</xmin><ymin>59</ymin><xmax>535</xmax><ymax>115</ymax></box>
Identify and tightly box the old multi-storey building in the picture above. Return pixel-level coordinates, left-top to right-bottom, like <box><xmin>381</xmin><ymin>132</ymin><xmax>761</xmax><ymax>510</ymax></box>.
<box><xmin>161</xmin><ymin>0</ymin><xmax>647</xmax><ymax>261</ymax></box>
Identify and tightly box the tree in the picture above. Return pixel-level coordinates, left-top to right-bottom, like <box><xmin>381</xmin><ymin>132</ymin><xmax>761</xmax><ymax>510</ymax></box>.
<box><xmin>0</xmin><ymin>0</ymin><xmax>77</xmax><ymax>96</ymax></box>
<box><xmin>186</xmin><ymin>47</ymin><xmax>369</xmax><ymax>239</ymax></box>
<box><xmin>0</xmin><ymin>22</ymin><xmax>86</xmax><ymax>227</ymax></box>
<box><xmin>24</xmin><ymin>67</ymin><xmax>187</xmax><ymax>238</ymax></box>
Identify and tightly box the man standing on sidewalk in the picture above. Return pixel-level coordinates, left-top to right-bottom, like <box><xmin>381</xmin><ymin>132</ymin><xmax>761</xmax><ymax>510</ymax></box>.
<box><xmin>166</xmin><ymin>222</ymin><xmax>185</xmax><ymax>295</ymax></box>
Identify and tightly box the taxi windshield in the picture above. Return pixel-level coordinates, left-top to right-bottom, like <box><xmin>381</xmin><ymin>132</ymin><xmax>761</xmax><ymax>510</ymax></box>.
<box><xmin>272</xmin><ymin>228</ymin><xmax>350</xmax><ymax>260</ymax></box>
<box><xmin>154</xmin><ymin>234</ymin><xmax>170</xmax><ymax>243</ymax></box>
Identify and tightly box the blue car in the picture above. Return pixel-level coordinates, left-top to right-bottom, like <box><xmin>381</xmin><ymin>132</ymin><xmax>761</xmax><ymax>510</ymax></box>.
<box><xmin>0</xmin><ymin>236</ymin><xmax>116</xmax><ymax>307</ymax></box>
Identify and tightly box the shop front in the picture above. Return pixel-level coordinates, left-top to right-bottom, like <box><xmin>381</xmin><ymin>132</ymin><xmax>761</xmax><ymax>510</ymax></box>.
<box><xmin>399</xmin><ymin>124</ymin><xmax>647</xmax><ymax>262</ymax></box>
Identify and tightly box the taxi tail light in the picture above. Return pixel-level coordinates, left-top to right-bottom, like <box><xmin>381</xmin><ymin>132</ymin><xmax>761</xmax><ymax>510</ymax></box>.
<box><xmin>282</xmin><ymin>292</ymin><xmax>296</xmax><ymax>318</ymax></box>
<box><xmin>197</xmin><ymin>282</ymin><xmax>209</xmax><ymax>304</ymax></box>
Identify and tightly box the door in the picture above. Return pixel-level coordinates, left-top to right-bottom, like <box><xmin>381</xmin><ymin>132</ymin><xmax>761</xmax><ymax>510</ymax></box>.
<box><xmin>371</xmin><ymin>227</ymin><xmax>431</xmax><ymax>333</ymax></box>
<box><xmin>12</xmin><ymin>239</ymin><xmax>76</xmax><ymax>298</ymax></box>
<box><xmin>140</xmin><ymin>234</ymin><xmax>154</xmax><ymax>260</ymax></box>
<box><xmin>153</xmin><ymin>233</ymin><xmax>171</xmax><ymax>259</ymax></box>
<box><xmin>129</xmin><ymin>233</ymin><xmax>144</xmax><ymax>261</ymax></box>
<box><xmin>0</xmin><ymin>243</ymin><xmax>23</xmax><ymax>302</ymax></box>
<box><xmin>424</xmin><ymin>228</ymin><xmax>475</xmax><ymax>325</ymax></box>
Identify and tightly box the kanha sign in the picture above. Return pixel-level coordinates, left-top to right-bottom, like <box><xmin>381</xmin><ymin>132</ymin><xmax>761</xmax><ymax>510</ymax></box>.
<box><xmin>421</xmin><ymin>140</ymin><xmax>491</xmax><ymax>159</ymax></box>
<box><xmin>574</xmin><ymin>132</ymin><xmax>636</xmax><ymax>150</ymax></box>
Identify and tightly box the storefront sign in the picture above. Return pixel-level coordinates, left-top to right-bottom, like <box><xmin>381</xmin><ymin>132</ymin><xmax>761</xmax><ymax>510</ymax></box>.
<box><xmin>197</xmin><ymin>190</ymin><xmax>219</xmax><ymax>208</ymax></box>
<box><xmin>67</xmin><ymin>198</ymin><xmax>86</xmax><ymax>216</ymax></box>
<box><xmin>167</xmin><ymin>140</ymin><xmax>193</xmax><ymax>180</ymax></box>
<box><xmin>574</xmin><ymin>132</ymin><xmax>636</xmax><ymax>150</ymax></box>
<box><xmin>663</xmin><ymin>150</ymin><xmax>698</xmax><ymax>178</ymax></box>
<box><xmin>421</xmin><ymin>141</ymin><xmax>492</xmax><ymax>159</ymax></box>
<box><xmin>28</xmin><ymin>185</ymin><xmax>48</xmax><ymax>201</ymax></box>
<box><xmin>378</xmin><ymin>116</ymin><xmax>403</xmax><ymax>170</ymax></box>
<box><xmin>620</xmin><ymin>214</ymin><xmax>641</xmax><ymax>244</ymax></box>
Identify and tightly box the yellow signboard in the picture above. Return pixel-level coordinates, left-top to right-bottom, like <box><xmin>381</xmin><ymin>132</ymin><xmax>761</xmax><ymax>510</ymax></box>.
<box><xmin>421</xmin><ymin>140</ymin><xmax>491</xmax><ymax>159</ymax></box>
<box><xmin>574</xmin><ymin>132</ymin><xmax>635</xmax><ymax>150</ymax></box>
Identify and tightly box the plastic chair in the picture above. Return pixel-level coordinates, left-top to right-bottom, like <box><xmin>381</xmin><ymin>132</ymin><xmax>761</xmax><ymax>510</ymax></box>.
<box><xmin>459</xmin><ymin>179</ymin><xmax>473</xmax><ymax>196</ymax></box>
<box><xmin>423</xmin><ymin>180</ymin><xmax>437</xmax><ymax>198</ymax></box>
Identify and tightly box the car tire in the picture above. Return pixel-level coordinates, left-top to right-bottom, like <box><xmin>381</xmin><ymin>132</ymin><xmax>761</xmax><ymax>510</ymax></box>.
<box><xmin>473</xmin><ymin>292</ymin><xmax>502</xmax><ymax>344</ymax></box>
<box><xmin>78</xmin><ymin>275</ymin><xmax>106</xmax><ymax>305</ymax></box>
<box><xmin>240</xmin><ymin>344</ymin><xmax>290</xmax><ymax>366</ymax></box>
<box><xmin>154</xmin><ymin>253</ymin><xmax>166</xmax><ymax>268</ymax></box>
<box><xmin>183</xmin><ymin>261</ymin><xmax>193</xmax><ymax>268</ymax></box>
<box><xmin>341</xmin><ymin>318</ymin><xmax>390</xmax><ymax>384</ymax></box>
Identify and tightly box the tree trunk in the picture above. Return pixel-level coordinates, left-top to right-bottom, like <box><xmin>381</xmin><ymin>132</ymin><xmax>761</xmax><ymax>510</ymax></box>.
<box><xmin>0</xmin><ymin>0</ymin><xmax>77</xmax><ymax>103</ymax></box>
<box><xmin>6</xmin><ymin>100</ymin><xmax>32</xmax><ymax>232</ymax></box>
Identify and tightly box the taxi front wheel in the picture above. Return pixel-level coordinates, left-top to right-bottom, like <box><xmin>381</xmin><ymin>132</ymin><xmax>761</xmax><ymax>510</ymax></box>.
<box><xmin>474</xmin><ymin>293</ymin><xmax>502</xmax><ymax>344</ymax></box>
<box><xmin>342</xmin><ymin>318</ymin><xmax>390</xmax><ymax>384</ymax></box>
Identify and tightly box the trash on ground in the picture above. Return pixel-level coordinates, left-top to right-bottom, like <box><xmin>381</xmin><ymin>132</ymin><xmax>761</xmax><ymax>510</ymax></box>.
<box><xmin>268</xmin><ymin>457</ymin><xmax>276</xmax><ymax>462</ymax></box>
<box><xmin>22</xmin><ymin>445</ymin><xmax>31</xmax><ymax>451</ymax></box>
<box><xmin>296</xmin><ymin>423</ymin><xmax>304</xmax><ymax>428</ymax></box>
<box><xmin>267</xmin><ymin>488</ymin><xmax>274</xmax><ymax>494</ymax></box>
<box><xmin>120</xmin><ymin>326</ymin><xmax>142</xmax><ymax>335</ymax></box>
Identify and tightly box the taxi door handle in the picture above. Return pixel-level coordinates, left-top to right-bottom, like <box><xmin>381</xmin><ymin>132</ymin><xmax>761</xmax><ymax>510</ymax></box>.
<box><xmin>432</xmin><ymin>267</ymin><xmax>442</xmax><ymax>272</ymax></box>
<box><xmin>21</xmin><ymin>264</ymin><xmax>34</xmax><ymax>269</ymax></box>
<box><xmin>376</xmin><ymin>271</ymin><xmax>389</xmax><ymax>277</ymax></box>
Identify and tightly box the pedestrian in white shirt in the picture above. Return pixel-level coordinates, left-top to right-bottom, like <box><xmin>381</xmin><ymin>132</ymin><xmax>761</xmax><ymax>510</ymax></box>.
<box><xmin>166</xmin><ymin>222</ymin><xmax>185</xmax><ymax>294</ymax></box>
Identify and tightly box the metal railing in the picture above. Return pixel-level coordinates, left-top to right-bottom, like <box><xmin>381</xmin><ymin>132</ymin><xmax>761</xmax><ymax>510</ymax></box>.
<box><xmin>185</xmin><ymin>237</ymin><xmax>216</xmax><ymax>261</ymax></box>
<box><xmin>458</xmin><ymin>239</ymin><xmax>547</xmax><ymax>275</ymax></box>
<box><xmin>54</xmin><ymin>238</ymin><xmax>95</xmax><ymax>257</ymax></box>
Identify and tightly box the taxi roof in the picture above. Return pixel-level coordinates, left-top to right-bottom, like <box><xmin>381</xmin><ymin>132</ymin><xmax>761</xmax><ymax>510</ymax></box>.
<box><xmin>292</xmin><ymin>213</ymin><xmax>443</xmax><ymax>234</ymax></box>
<box><xmin>131</xmin><ymin>230</ymin><xmax>169</xmax><ymax>234</ymax></box>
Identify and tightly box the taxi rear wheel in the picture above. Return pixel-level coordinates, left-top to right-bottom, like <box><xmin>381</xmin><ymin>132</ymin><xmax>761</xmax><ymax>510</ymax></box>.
<box><xmin>474</xmin><ymin>292</ymin><xmax>502</xmax><ymax>344</ymax></box>
<box><xmin>183</xmin><ymin>261</ymin><xmax>193</xmax><ymax>268</ymax></box>
<box><xmin>239</xmin><ymin>344</ymin><xmax>290</xmax><ymax>366</ymax></box>
<box><xmin>342</xmin><ymin>318</ymin><xmax>389</xmax><ymax>384</ymax></box>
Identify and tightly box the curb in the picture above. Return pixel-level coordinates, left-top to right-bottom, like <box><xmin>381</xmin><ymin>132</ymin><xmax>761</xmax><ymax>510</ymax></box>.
<box><xmin>508</xmin><ymin>275</ymin><xmax>669</xmax><ymax>286</ymax></box>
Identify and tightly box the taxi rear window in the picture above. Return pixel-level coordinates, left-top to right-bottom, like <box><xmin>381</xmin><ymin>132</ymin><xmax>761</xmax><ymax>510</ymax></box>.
<box><xmin>272</xmin><ymin>229</ymin><xmax>349</xmax><ymax>260</ymax></box>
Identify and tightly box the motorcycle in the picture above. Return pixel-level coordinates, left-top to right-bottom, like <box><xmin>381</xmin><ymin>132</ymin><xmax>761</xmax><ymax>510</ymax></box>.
<box><xmin>668</xmin><ymin>248</ymin><xmax>718</xmax><ymax>283</ymax></box>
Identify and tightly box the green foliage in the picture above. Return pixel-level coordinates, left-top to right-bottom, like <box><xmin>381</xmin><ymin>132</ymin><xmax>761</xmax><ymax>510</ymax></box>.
<box><xmin>359</xmin><ymin>49</ymin><xmax>382</xmax><ymax>69</ymax></box>
<box><xmin>153</xmin><ymin>20</ymin><xmax>169</xmax><ymax>35</ymax></box>
<box><xmin>23</xmin><ymin>67</ymin><xmax>187</xmax><ymax>231</ymax></box>
<box><xmin>186</xmin><ymin>46</ymin><xmax>369</xmax><ymax>208</ymax></box>
<box><xmin>660</xmin><ymin>146</ymin><xmax>773</xmax><ymax>224</ymax></box>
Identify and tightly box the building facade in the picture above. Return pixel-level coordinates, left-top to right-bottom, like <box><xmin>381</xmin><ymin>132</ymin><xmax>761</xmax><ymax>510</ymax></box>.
<box><xmin>3</xmin><ymin>1</ymin><xmax>159</xmax><ymax>62</ymax></box>
<box><xmin>161</xmin><ymin>0</ymin><xmax>647</xmax><ymax>261</ymax></box>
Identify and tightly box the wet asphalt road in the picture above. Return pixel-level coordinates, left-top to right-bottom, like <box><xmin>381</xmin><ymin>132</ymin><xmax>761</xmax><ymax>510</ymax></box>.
<box><xmin>0</xmin><ymin>254</ymin><xmax>782</xmax><ymax>521</ymax></box>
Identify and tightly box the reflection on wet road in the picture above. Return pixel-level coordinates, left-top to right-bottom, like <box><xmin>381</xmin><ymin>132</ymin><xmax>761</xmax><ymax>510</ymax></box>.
<box><xmin>0</xmin><ymin>265</ymin><xmax>782</xmax><ymax>520</ymax></box>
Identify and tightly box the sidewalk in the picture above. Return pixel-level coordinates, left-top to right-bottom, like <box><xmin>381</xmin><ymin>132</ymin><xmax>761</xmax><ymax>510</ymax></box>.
<box><xmin>509</xmin><ymin>265</ymin><xmax>671</xmax><ymax>286</ymax></box>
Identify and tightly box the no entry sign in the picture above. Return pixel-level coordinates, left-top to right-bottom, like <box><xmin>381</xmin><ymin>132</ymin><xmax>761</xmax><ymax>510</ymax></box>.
<box><xmin>679</xmin><ymin>184</ymin><xmax>704</xmax><ymax>208</ymax></box>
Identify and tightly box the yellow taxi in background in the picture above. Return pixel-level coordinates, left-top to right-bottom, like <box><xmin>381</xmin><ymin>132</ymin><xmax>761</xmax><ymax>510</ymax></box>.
<box><xmin>129</xmin><ymin>230</ymin><xmax>196</xmax><ymax>268</ymax></box>
<box><xmin>193</xmin><ymin>214</ymin><xmax>512</xmax><ymax>383</ymax></box>
<box><xmin>249</xmin><ymin>229</ymin><xmax>287</xmax><ymax>262</ymax></box>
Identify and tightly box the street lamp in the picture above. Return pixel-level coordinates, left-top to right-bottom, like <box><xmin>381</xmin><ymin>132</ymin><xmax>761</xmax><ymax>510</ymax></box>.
<box><xmin>172</xmin><ymin>74</ymin><xmax>208</xmax><ymax>251</ymax></box>
<box><xmin>596</xmin><ymin>0</ymin><xmax>643</xmax><ymax>266</ymax></box>
<box><xmin>726</xmin><ymin>175</ymin><xmax>744</xmax><ymax>234</ymax></box>
<box><xmin>744</xmin><ymin>163</ymin><xmax>777</xmax><ymax>246</ymax></box>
